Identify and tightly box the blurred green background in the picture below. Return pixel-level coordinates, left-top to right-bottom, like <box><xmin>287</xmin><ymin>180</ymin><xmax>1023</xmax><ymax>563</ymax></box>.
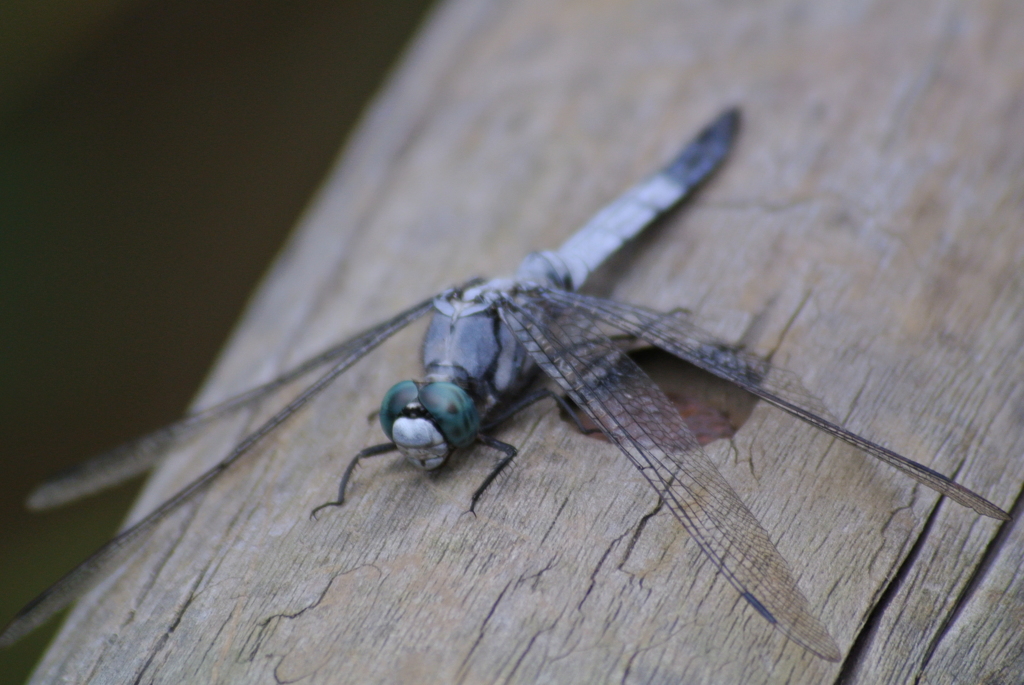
<box><xmin>0</xmin><ymin>0</ymin><xmax>434</xmax><ymax>680</ymax></box>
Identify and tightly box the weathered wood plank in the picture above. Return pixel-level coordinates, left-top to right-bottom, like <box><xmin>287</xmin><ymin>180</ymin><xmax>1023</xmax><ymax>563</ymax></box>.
<box><xmin>27</xmin><ymin>0</ymin><xmax>1024</xmax><ymax>682</ymax></box>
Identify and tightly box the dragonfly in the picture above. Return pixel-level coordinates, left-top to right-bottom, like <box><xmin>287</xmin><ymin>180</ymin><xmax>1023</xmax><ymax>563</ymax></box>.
<box><xmin>1</xmin><ymin>109</ymin><xmax>1009</xmax><ymax>661</ymax></box>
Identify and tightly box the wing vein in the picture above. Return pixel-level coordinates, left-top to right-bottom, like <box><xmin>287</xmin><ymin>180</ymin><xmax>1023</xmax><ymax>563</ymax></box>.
<box><xmin>0</xmin><ymin>293</ymin><xmax>437</xmax><ymax>647</ymax></box>
<box><xmin>497</xmin><ymin>291</ymin><xmax>840</xmax><ymax>660</ymax></box>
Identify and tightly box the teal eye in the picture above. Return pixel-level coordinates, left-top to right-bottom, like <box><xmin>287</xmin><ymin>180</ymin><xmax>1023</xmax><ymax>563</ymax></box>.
<box><xmin>419</xmin><ymin>382</ymin><xmax>479</xmax><ymax>448</ymax></box>
<box><xmin>380</xmin><ymin>380</ymin><xmax>419</xmax><ymax>440</ymax></box>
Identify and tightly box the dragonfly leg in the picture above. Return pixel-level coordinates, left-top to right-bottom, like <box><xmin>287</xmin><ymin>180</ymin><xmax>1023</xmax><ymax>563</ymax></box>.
<box><xmin>470</xmin><ymin>435</ymin><xmax>519</xmax><ymax>513</ymax></box>
<box><xmin>310</xmin><ymin>442</ymin><xmax>397</xmax><ymax>519</ymax></box>
<box><xmin>482</xmin><ymin>388</ymin><xmax>599</xmax><ymax>436</ymax></box>
<box><xmin>471</xmin><ymin>389</ymin><xmax>602</xmax><ymax>512</ymax></box>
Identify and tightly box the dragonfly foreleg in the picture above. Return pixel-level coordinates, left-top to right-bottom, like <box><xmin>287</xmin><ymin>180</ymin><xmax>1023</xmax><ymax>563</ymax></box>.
<box><xmin>470</xmin><ymin>435</ymin><xmax>519</xmax><ymax>513</ymax></box>
<box><xmin>310</xmin><ymin>442</ymin><xmax>398</xmax><ymax>519</ymax></box>
<box><xmin>471</xmin><ymin>389</ymin><xmax>601</xmax><ymax>512</ymax></box>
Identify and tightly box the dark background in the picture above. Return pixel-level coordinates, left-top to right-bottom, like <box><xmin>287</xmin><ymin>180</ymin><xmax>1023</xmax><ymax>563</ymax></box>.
<box><xmin>0</xmin><ymin>0</ymin><xmax>435</xmax><ymax>680</ymax></box>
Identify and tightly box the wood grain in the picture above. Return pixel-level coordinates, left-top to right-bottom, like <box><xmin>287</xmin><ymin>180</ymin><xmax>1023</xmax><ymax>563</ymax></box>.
<box><xmin>27</xmin><ymin>0</ymin><xmax>1024</xmax><ymax>682</ymax></box>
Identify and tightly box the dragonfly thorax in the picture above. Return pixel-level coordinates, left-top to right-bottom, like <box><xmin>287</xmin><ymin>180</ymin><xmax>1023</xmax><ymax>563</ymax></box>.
<box><xmin>424</xmin><ymin>285</ymin><xmax>538</xmax><ymax>415</ymax></box>
<box><xmin>380</xmin><ymin>380</ymin><xmax>480</xmax><ymax>470</ymax></box>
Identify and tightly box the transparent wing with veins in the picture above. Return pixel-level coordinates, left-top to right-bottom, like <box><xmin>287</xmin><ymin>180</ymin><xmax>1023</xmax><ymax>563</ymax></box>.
<box><xmin>499</xmin><ymin>291</ymin><xmax>842</xmax><ymax>661</ymax></box>
<box><xmin>0</xmin><ymin>294</ymin><xmax>438</xmax><ymax>647</ymax></box>
<box><xmin>27</xmin><ymin>306</ymin><xmax>442</xmax><ymax>511</ymax></box>
<box><xmin>540</xmin><ymin>289</ymin><xmax>1009</xmax><ymax>520</ymax></box>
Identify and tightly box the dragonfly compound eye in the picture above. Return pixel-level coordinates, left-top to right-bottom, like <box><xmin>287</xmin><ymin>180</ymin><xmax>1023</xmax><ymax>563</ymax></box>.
<box><xmin>419</xmin><ymin>382</ymin><xmax>480</xmax><ymax>448</ymax></box>
<box><xmin>380</xmin><ymin>380</ymin><xmax>420</xmax><ymax>440</ymax></box>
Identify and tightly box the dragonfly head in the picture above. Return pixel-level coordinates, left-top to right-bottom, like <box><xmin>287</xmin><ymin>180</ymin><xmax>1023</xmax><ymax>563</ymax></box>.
<box><xmin>380</xmin><ymin>380</ymin><xmax>480</xmax><ymax>470</ymax></box>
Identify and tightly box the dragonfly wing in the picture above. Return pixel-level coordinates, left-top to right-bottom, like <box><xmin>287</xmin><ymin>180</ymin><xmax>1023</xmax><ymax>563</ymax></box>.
<box><xmin>545</xmin><ymin>289</ymin><xmax>1008</xmax><ymax>520</ymax></box>
<box><xmin>498</xmin><ymin>292</ymin><xmax>841</xmax><ymax>661</ymax></box>
<box><xmin>27</xmin><ymin>422</ymin><xmax>208</xmax><ymax>511</ymax></box>
<box><xmin>0</xmin><ymin>293</ymin><xmax>436</xmax><ymax>647</ymax></box>
<box><xmin>28</xmin><ymin>303</ymin><xmax>435</xmax><ymax>510</ymax></box>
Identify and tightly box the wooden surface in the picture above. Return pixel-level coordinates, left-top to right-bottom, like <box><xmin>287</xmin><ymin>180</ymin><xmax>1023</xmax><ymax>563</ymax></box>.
<box><xmin>27</xmin><ymin>0</ymin><xmax>1024</xmax><ymax>682</ymax></box>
